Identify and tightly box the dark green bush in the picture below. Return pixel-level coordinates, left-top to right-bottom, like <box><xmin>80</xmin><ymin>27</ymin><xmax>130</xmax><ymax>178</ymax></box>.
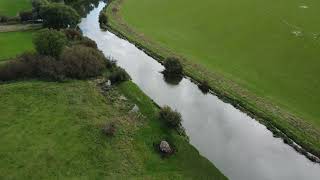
<box><xmin>159</xmin><ymin>106</ymin><xmax>182</xmax><ymax>128</ymax></box>
<box><xmin>61</xmin><ymin>45</ymin><xmax>107</xmax><ymax>79</ymax></box>
<box><xmin>99</xmin><ymin>12</ymin><xmax>108</xmax><ymax>27</ymax></box>
<box><xmin>163</xmin><ymin>57</ymin><xmax>183</xmax><ymax>75</ymax></box>
<box><xmin>40</xmin><ymin>3</ymin><xmax>80</xmax><ymax>29</ymax></box>
<box><xmin>109</xmin><ymin>67</ymin><xmax>130</xmax><ymax>84</ymax></box>
<box><xmin>33</xmin><ymin>29</ymin><xmax>67</xmax><ymax>58</ymax></box>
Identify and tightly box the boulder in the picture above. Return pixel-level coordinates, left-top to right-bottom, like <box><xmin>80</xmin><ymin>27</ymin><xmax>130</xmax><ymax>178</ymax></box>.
<box><xmin>159</xmin><ymin>140</ymin><xmax>172</xmax><ymax>154</ymax></box>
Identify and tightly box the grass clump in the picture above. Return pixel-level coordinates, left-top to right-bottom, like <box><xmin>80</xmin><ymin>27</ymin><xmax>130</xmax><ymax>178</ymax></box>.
<box><xmin>159</xmin><ymin>106</ymin><xmax>182</xmax><ymax>128</ymax></box>
<box><xmin>109</xmin><ymin>67</ymin><xmax>130</xmax><ymax>84</ymax></box>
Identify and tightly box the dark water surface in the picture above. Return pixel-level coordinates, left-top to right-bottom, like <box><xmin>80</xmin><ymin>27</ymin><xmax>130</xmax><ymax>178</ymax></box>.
<box><xmin>79</xmin><ymin>2</ymin><xmax>320</xmax><ymax>180</ymax></box>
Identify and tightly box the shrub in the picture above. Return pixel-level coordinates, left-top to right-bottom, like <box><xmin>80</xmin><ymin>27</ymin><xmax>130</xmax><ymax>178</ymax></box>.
<box><xmin>198</xmin><ymin>80</ymin><xmax>210</xmax><ymax>93</ymax></box>
<box><xmin>33</xmin><ymin>29</ymin><xmax>67</xmax><ymax>58</ymax></box>
<box><xmin>61</xmin><ymin>45</ymin><xmax>107</xmax><ymax>79</ymax></box>
<box><xmin>102</xmin><ymin>122</ymin><xmax>116</xmax><ymax>137</ymax></box>
<box><xmin>19</xmin><ymin>10</ymin><xmax>33</xmax><ymax>22</ymax></box>
<box><xmin>159</xmin><ymin>106</ymin><xmax>182</xmax><ymax>128</ymax></box>
<box><xmin>163</xmin><ymin>57</ymin><xmax>183</xmax><ymax>75</ymax></box>
<box><xmin>40</xmin><ymin>3</ymin><xmax>80</xmax><ymax>29</ymax></box>
<box><xmin>109</xmin><ymin>67</ymin><xmax>130</xmax><ymax>84</ymax></box>
<box><xmin>99</xmin><ymin>12</ymin><xmax>108</xmax><ymax>27</ymax></box>
<box><xmin>63</xmin><ymin>28</ymin><xmax>82</xmax><ymax>41</ymax></box>
<box><xmin>0</xmin><ymin>52</ymin><xmax>40</xmax><ymax>81</ymax></box>
<box><xmin>76</xmin><ymin>37</ymin><xmax>98</xmax><ymax>49</ymax></box>
<box><xmin>36</xmin><ymin>56</ymin><xmax>65</xmax><ymax>81</ymax></box>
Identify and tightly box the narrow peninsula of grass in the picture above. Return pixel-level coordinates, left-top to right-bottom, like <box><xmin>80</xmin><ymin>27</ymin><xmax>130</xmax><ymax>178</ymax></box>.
<box><xmin>0</xmin><ymin>0</ymin><xmax>31</xmax><ymax>16</ymax></box>
<box><xmin>0</xmin><ymin>80</ymin><xmax>226</xmax><ymax>179</ymax></box>
<box><xmin>0</xmin><ymin>31</ymin><xmax>35</xmax><ymax>61</ymax></box>
<box><xmin>106</xmin><ymin>0</ymin><xmax>320</xmax><ymax>157</ymax></box>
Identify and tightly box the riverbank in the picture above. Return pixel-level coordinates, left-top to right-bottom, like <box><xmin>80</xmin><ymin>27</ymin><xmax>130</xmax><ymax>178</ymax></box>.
<box><xmin>104</xmin><ymin>0</ymin><xmax>320</xmax><ymax>161</ymax></box>
<box><xmin>0</xmin><ymin>80</ymin><xmax>226</xmax><ymax>179</ymax></box>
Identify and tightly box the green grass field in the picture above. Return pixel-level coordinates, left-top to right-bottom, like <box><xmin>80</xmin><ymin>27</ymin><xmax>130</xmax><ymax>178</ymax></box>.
<box><xmin>0</xmin><ymin>0</ymin><xmax>31</xmax><ymax>16</ymax></box>
<box><xmin>0</xmin><ymin>31</ymin><xmax>35</xmax><ymax>61</ymax></box>
<box><xmin>119</xmin><ymin>0</ymin><xmax>320</xmax><ymax>127</ymax></box>
<box><xmin>0</xmin><ymin>80</ymin><xmax>225</xmax><ymax>179</ymax></box>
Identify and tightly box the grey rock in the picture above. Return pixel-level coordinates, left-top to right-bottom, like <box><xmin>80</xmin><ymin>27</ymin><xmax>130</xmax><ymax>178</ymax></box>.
<box><xmin>159</xmin><ymin>141</ymin><xmax>172</xmax><ymax>154</ymax></box>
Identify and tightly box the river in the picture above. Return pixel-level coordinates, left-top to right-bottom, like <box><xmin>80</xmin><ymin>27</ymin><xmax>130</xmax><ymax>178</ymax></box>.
<box><xmin>79</xmin><ymin>2</ymin><xmax>320</xmax><ymax>180</ymax></box>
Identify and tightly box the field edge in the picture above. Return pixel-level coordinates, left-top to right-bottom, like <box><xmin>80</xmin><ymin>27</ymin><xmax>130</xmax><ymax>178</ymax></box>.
<box><xmin>104</xmin><ymin>0</ymin><xmax>320</xmax><ymax>161</ymax></box>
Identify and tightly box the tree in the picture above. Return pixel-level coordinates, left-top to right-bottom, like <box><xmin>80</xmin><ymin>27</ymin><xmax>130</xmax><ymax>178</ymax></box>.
<box><xmin>33</xmin><ymin>29</ymin><xmax>67</xmax><ymax>58</ymax></box>
<box><xmin>40</xmin><ymin>3</ymin><xmax>80</xmax><ymax>29</ymax></box>
<box><xmin>32</xmin><ymin>0</ymin><xmax>49</xmax><ymax>19</ymax></box>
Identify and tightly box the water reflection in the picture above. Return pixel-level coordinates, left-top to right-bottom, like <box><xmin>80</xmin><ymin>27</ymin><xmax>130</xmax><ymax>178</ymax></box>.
<box><xmin>79</xmin><ymin>2</ymin><xmax>320</xmax><ymax>180</ymax></box>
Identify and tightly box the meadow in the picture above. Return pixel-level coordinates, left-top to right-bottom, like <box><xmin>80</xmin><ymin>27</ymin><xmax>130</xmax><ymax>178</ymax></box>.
<box><xmin>0</xmin><ymin>31</ymin><xmax>35</xmax><ymax>61</ymax></box>
<box><xmin>0</xmin><ymin>0</ymin><xmax>31</xmax><ymax>16</ymax></box>
<box><xmin>0</xmin><ymin>80</ymin><xmax>225</xmax><ymax>179</ymax></box>
<box><xmin>117</xmin><ymin>0</ymin><xmax>320</xmax><ymax>128</ymax></box>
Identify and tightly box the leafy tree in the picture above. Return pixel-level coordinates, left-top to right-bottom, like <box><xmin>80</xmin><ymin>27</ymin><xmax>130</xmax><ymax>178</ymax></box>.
<box><xmin>33</xmin><ymin>29</ymin><xmax>67</xmax><ymax>58</ymax></box>
<box><xmin>32</xmin><ymin>0</ymin><xmax>49</xmax><ymax>19</ymax></box>
<box><xmin>40</xmin><ymin>3</ymin><xmax>80</xmax><ymax>29</ymax></box>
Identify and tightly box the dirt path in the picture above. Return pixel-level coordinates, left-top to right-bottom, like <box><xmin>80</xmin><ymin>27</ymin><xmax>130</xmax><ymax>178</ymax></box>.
<box><xmin>0</xmin><ymin>24</ymin><xmax>41</xmax><ymax>32</ymax></box>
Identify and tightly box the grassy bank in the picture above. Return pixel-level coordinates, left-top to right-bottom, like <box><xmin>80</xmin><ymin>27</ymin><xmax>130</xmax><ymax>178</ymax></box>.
<box><xmin>0</xmin><ymin>0</ymin><xmax>31</xmax><ymax>16</ymax></box>
<box><xmin>105</xmin><ymin>0</ymin><xmax>320</xmax><ymax>157</ymax></box>
<box><xmin>0</xmin><ymin>80</ymin><xmax>226</xmax><ymax>179</ymax></box>
<box><xmin>0</xmin><ymin>31</ymin><xmax>35</xmax><ymax>61</ymax></box>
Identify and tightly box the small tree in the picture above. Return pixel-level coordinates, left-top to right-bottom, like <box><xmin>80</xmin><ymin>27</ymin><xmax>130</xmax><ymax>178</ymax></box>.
<box><xmin>33</xmin><ymin>29</ymin><xmax>67</xmax><ymax>58</ymax></box>
<box><xmin>40</xmin><ymin>3</ymin><xmax>80</xmax><ymax>29</ymax></box>
<box><xmin>159</xmin><ymin>106</ymin><xmax>182</xmax><ymax>128</ymax></box>
<box><xmin>163</xmin><ymin>57</ymin><xmax>183</xmax><ymax>75</ymax></box>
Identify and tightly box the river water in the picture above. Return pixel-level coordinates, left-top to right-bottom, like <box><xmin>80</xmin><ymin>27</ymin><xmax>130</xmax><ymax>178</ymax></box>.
<box><xmin>79</xmin><ymin>2</ymin><xmax>320</xmax><ymax>180</ymax></box>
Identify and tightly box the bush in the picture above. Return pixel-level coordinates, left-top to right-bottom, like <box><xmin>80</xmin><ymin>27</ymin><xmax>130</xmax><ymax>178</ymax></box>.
<box><xmin>159</xmin><ymin>106</ymin><xmax>182</xmax><ymax>128</ymax></box>
<box><xmin>40</xmin><ymin>3</ymin><xmax>80</xmax><ymax>29</ymax></box>
<box><xmin>109</xmin><ymin>67</ymin><xmax>130</xmax><ymax>84</ymax></box>
<box><xmin>32</xmin><ymin>0</ymin><xmax>49</xmax><ymax>19</ymax></box>
<box><xmin>61</xmin><ymin>45</ymin><xmax>107</xmax><ymax>79</ymax></box>
<box><xmin>76</xmin><ymin>37</ymin><xmax>98</xmax><ymax>49</ymax></box>
<box><xmin>33</xmin><ymin>29</ymin><xmax>67</xmax><ymax>58</ymax></box>
<box><xmin>36</xmin><ymin>56</ymin><xmax>65</xmax><ymax>81</ymax></box>
<box><xmin>19</xmin><ymin>10</ymin><xmax>33</xmax><ymax>22</ymax></box>
<box><xmin>99</xmin><ymin>12</ymin><xmax>108</xmax><ymax>27</ymax></box>
<box><xmin>198</xmin><ymin>80</ymin><xmax>210</xmax><ymax>93</ymax></box>
<box><xmin>63</xmin><ymin>28</ymin><xmax>82</xmax><ymax>41</ymax></box>
<box><xmin>163</xmin><ymin>57</ymin><xmax>183</xmax><ymax>75</ymax></box>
